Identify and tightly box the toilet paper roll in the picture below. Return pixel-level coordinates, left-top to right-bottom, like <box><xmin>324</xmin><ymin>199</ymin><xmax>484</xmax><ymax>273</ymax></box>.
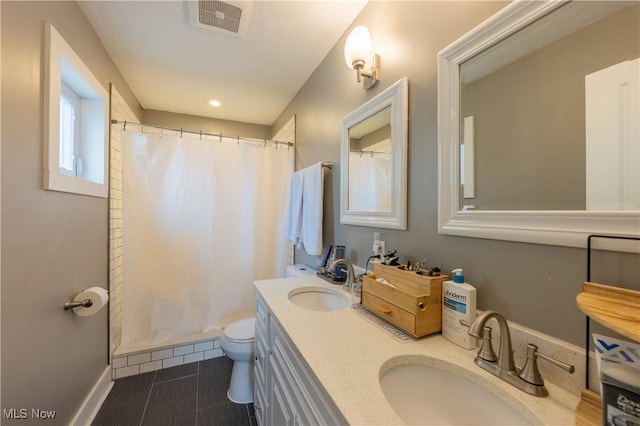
<box><xmin>72</xmin><ymin>287</ymin><xmax>109</xmax><ymax>317</ymax></box>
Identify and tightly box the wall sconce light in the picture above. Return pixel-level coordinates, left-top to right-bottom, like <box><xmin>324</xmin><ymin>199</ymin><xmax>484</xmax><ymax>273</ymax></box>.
<box><xmin>344</xmin><ymin>25</ymin><xmax>380</xmax><ymax>90</ymax></box>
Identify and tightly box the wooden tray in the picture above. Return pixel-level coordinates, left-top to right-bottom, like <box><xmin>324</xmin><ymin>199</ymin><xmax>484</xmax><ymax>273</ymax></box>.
<box><xmin>576</xmin><ymin>282</ymin><xmax>640</xmax><ymax>343</ymax></box>
<box><xmin>361</xmin><ymin>263</ymin><xmax>448</xmax><ymax>338</ymax></box>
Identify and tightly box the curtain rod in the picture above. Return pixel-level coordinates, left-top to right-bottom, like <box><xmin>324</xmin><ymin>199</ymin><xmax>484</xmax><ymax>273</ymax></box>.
<box><xmin>110</xmin><ymin>119</ymin><xmax>294</xmax><ymax>149</ymax></box>
<box><xmin>350</xmin><ymin>149</ymin><xmax>390</xmax><ymax>157</ymax></box>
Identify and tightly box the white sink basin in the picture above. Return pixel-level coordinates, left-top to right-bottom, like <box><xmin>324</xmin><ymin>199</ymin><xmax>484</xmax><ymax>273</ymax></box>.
<box><xmin>288</xmin><ymin>286</ymin><xmax>350</xmax><ymax>311</ymax></box>
<box><xmin>379</xmin><ymin>356</ymin><xmax>534</xmax><ymax>425</ymax></box>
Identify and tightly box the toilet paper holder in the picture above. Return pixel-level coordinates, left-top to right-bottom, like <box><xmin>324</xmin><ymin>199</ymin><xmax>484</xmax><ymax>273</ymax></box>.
<box><xmin>63</xmin><ymin>287</ymin><xmax>109</xmax><ymax>316</ymax></box>
<box><xmin>63</xmin><ymin>299</ymin><xmax>93</xmax><ymax>311</ymax></box>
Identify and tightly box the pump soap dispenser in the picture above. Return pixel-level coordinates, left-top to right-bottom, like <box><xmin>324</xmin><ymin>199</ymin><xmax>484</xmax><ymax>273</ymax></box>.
<box><xmin>442</xmin><ymin>268</ymin><xmax>477</xmax><ymax>350</ymax></box>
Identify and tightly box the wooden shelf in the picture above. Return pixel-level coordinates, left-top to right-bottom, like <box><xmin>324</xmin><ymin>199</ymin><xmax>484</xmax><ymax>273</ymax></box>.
<box><xmin>576</xmin><ymin>282</ymin><xmax>640</xmax><ymax>343</ymax></box>
<box><xmin>575</xmin><ymin>390</ymin><xmax>602</xmax><ymax>426</ymax></box>
<box><xmin>575</xmin><ymin>282</ymin><xmax>640</xmax><ymax>425</ymax></box>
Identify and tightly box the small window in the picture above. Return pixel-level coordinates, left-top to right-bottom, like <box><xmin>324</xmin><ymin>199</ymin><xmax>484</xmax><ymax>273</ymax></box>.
<box><xmin>44</xmin><ymin>23</ymin><xmax>108</xmax><ymax>198</ymax></box>
<box><xmin>59</xmin><ymin>82</ymin><xmax>81</xmax><ymax>177</ymax></box>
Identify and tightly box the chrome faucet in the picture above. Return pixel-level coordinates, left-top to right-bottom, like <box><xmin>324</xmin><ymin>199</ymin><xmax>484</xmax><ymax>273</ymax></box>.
<box><xmin>329</xmin><ymin>258</ymin><xmax>361</xmax><ymax>305</ymax></box>
<box><xmin>329</xmin><ymin>258</ymin><xmax>355</xmax><ymax>292</ymax></box>
<box><xmin>468</xmin><ymin>311</ymin><xmax>516</xmax><ymax>374</ymax></box>
<box><xmin>467</xmin><ymin>310</ymin><xmax>574</xmax><ymax>397</ymax></box>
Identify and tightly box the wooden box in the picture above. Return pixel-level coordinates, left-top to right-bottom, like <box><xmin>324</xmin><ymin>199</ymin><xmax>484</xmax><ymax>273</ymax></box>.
<box><xmin>361</xmin><ymin>263</ymin><xmax>448</xmax><ymax>338</ymax></box>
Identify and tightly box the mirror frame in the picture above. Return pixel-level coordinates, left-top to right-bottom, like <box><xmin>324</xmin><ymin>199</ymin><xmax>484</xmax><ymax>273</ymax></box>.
<box><xmin>341</xmin><ymin>77</ymin><xmax>408</xmax><ymax>230</ymax></box>
<box><xmin>437</xmin><ymin>0</ymin><xmax>640</xmax><ymax>251</ymax></box>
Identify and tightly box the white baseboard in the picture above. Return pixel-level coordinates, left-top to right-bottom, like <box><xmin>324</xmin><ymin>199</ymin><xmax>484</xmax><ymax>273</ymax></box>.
<box><xmin>69</xmin><ymin>366</ymin><xmax>113</xmax><ymax>426</ymax></box>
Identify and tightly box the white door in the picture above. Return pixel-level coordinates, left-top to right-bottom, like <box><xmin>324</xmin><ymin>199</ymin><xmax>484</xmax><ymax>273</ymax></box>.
<box><xmin>585</xmin><ymin>58</ymin><xmax>640</xmax><ymax>210</ymax></box>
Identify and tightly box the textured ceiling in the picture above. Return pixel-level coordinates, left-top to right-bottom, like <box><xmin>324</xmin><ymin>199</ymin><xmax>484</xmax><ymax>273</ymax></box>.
<box><xmin>79</xmin><ymin>0</ymin><xmax>367</xmax><ymax>126</ymax></box>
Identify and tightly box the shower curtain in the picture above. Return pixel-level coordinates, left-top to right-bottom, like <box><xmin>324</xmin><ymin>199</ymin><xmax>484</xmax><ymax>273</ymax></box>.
<box><xmin>348</xmin><ymin>153</ymin><xmax>392</xmax><ymax>211</ymax></box>
<box><xmin>121</xmin><ymin>130</ymin><xmax>293</xmax><ymax>345</ymax></box>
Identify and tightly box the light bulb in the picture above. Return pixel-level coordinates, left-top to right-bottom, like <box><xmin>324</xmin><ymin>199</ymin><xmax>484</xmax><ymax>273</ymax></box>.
<box><xmin>344</xmin><ymin>25</ymin><xmax>372</xmax><ymax>69</ymax></box>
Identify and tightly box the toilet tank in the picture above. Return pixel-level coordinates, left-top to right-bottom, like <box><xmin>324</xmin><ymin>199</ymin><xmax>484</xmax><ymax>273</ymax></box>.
<box><xmin>285</xmin><ymin>264</ymin><xmax>316</xmax><ymax>278</ymax></box>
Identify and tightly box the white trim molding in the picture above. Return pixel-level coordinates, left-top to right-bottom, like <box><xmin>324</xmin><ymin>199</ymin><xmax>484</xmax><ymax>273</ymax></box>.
<box><xmin>69</xmin><ymin>366</ymin><xmax>112</xmax><ymax>426</ymax></box>
<box><xmin>341</xmin><ymin>77</ymin><xmax>409</xmax><ymax>230</ymax></box>
<box><xmin>43</xmin><ymin>23</ymin><xmax>109</xmax><ymax>198</ymax></box>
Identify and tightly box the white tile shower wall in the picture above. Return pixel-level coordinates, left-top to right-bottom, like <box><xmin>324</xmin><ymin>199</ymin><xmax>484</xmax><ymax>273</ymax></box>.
<box><xmin>109</xmin><ymin>86</ymin><xmax>137</xmax><ymax>362</ymax></box>
<box><xmin>112</xmin><ymin>338</ymin><xmax>224</xmax><ymax>379</ymax></box>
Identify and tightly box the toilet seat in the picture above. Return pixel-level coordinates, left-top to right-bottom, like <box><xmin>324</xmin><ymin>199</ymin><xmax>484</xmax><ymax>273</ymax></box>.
<box><xmin>223</xmin><ymin>317</ymin><xmax>255</xmax><ymax>343</ymax></box>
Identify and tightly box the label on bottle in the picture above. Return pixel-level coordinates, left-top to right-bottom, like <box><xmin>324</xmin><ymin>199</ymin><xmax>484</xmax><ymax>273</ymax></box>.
<box><xmin>443</xmin><ymin>291</ymin><xmax>467</xmax><ymax>314</ymax></box>
<box><xmin>442</xmin><ymin>283</ymin><xmax>476</xmax><ymax>350</ymax></box>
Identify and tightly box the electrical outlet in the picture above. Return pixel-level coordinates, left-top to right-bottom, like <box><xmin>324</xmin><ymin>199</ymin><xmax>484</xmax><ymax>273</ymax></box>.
<box><xmin>373</xmin><ymin>232</ymin><xmax>386</xmax><ymax>257</ymax></box>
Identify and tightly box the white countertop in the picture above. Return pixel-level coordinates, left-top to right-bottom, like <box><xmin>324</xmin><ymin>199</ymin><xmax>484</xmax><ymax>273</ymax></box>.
<box><xmin>255</xmin><ymin>275</ymin><xmax>580</xmax><ymax>425</ymax></box>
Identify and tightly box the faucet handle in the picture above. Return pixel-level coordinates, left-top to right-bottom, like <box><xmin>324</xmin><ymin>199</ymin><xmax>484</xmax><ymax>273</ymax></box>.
<box><xmin>518</xmin><ymin>343</ymin><xmax>575</xmax><ymax>386</ymax></box>
<box><xmin>535</xmin><ymin>347</ymin><xmax>575</xmax><ymax>374</ymax></box>
<box><xmin>477</xmin><ymin>326</ymin><xmax>498</xmax><ymax>362</ymax></box>
<box><xmin>460</xmin><ymin>320</ymin><xmax>496</xmax><ymax>362</ymax></box>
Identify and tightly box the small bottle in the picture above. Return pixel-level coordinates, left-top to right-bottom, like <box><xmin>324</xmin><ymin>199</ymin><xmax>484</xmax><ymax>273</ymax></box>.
<box><xmin>442</xmin><ymin>268</ymin><xmax>477</xmax><ymax>350</ymax></box>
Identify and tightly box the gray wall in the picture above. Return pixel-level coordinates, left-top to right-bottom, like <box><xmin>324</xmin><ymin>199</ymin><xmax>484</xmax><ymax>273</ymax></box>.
<box><xmin>273</xmin><ymin>0</ymin><xmax>639</xmax><ymax>347</ymax></box>
<box><xmin>143</xmin><ymin>109</ymin><xmax>271</xmax><ymax>140</ymax></box>
<box><xmin>1</xmin><ymin>2</ymin><xmax>140</xmax><ymax>424</ymax></box>
<box><xmin>1</xmin><ymin>2</ymin><xmax>637</xmax><ymax>421</ymax></box>
<box><xmin>461</xmin><ymin>4</ymin><xmax>639</xmax><ymax>210</ymax></box>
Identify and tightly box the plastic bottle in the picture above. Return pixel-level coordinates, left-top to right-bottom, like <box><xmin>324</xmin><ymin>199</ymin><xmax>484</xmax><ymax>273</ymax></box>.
<box><xmin>442</xmin><ymin>268</ymin><xmax>477</xmax><ymax>350</ymax></box>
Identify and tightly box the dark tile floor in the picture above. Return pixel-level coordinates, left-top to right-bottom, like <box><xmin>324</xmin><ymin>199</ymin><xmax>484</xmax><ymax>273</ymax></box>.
<box><xmin>93</xmin><ymin>356</ymin><xmax>256</xmax><ymax>426</ymax></box>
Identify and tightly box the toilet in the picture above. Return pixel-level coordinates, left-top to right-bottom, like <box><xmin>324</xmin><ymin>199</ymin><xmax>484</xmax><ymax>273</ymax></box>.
<box><xmin>220</xmin><ymin>317</ymin><xmax>256</xmax><ymax>403</ymax></box>
<box><xmin>220</xmin><ymin>264</ymin><xmax>315</xmax><ymax>403</ymax></box>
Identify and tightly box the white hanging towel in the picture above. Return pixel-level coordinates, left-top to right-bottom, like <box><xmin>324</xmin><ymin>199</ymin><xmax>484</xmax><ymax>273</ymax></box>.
<box><xmin>284</xmin><ymin>162</ymin><xmax>325</xmax><ymax>255</ymax></box>
<box><xmin>300</xmin><ymin>162</ymin><xmax>324</xmax><ymax>255</ymax></box>
<box><xmin>285</xmin><ymin>170</ymin><xmax>304</xmax><ymax>245</ymax></box>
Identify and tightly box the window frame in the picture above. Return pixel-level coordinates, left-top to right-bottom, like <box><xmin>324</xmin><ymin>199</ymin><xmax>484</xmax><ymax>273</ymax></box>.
<box><xmin>43</xmin><ymin>23</ymin><xmax>109</xmax><ymax>198</ymax></box>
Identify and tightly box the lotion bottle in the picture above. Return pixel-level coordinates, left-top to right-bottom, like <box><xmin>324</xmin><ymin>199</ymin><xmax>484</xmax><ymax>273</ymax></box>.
<box><xmin>442</xmin><ymin>268</ymin><xmax>477</xmax><ymax>350</ymax></box>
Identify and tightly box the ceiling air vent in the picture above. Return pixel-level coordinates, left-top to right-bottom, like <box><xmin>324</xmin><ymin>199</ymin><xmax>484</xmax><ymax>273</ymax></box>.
<box><xmin>187</xmin><ymin>0</ymin><xmax>253</xmax><ymax>39</ymax></box>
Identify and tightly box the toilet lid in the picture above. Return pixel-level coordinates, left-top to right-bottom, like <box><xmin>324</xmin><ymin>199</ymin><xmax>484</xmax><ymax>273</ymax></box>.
<box><xmin>224</xmin><ymin>317</ymin><xmax>256</xmax><ymax>342</ymax></box>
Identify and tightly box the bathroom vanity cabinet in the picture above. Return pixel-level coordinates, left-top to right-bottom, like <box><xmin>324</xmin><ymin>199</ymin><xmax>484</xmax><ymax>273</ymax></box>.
<box><xmin>254</xmin><ymin>294</ymin><xmax>342</xmax><ymax>426</ymax></box>
<box><xmin>254</xmin><ymin>276</ymin><xmax>577</xmax><ymax>425</ymax></box>
<box><xmin>253</xmin><ymin>294</ymin><xmax>270</xmax><ymax>424</ymax></box>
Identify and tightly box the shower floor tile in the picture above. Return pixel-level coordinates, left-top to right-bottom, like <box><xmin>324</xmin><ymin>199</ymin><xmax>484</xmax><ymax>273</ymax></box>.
<box><xmin>93</xmin><ymin>356</ymin><xmax>256</xmax><ymax>426</ymax></box>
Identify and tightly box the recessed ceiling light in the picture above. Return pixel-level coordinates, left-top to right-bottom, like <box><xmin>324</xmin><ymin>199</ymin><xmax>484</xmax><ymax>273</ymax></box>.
<box><xmin>209</xmin><ymin>99</ymin><xmax>222</xmax><ymax>107</ymax></box>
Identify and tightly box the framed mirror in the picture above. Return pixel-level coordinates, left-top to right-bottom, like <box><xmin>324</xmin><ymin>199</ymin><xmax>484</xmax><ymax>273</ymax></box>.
<box><xmin>438</xmin><ymin>1</ymin><xmax>639</xmax><ymax>250</ymax></box>
<box><xmin>341</xmin><ymin>77</ymin><xmax>408</xmax><ymax>229</ymax></box>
